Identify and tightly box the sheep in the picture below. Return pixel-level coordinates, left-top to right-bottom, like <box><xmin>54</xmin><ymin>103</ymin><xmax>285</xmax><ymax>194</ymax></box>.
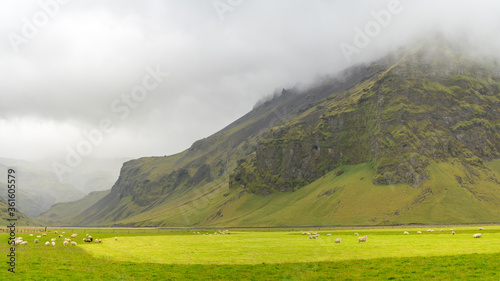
<box><xmin>86</xmin><ymin>234</ymin><xmax>89</xmax><ymax>237</ymax></box>
<box><xmin>327</xmin><ymin>234</ymin><xmax>332</xmax><ymax>237</ymax></box>
<box><xmin>354</xmin><ymin>233</ymin><xmax>359</xmax><ymax>236</ymax></box>
<box><xmin>71</xmin><ymin>242</ymin><xmax>77</xmax><ymax>246</ymax></box>
<box><xmin>55</xmin><ymin>231</ymin><xmax>58</xmax><ymax>234</ymax></box>
<box><xmin>452</xmin><ymin>231</ymin><xmax>455</xmax><ymax>235</ymax></box>
<box><xmin>36</xmin><ymin>235</ymin><xmax>41</xmax><ymax>238</ymax></box>
<box><xmin>62</xmin><ymin>232</ymin><xmax>65</xmax><ymax>234</ymax></box>
<box><xmin>358</xmin><ymin>235</ymin><xmax>368</xmax><ymax>243</ymax></box>
<box><xmin>34</xmin><ymin>239</ymin><xmax>39</xmax><ymax>244</ymax></box>
<box><xmin>42</xmin><ymin>233</ymin><xmax>47</xmax><ymax>236</ymax></box>
<box><xmin>427</xmin><ymin>229</ymin><xmax>432</xmax><ymax>232</ymax></box>
<box><xmin>59</xmin><ymin>235</ymin><xmax>63</xmax><ymax>238</ymax></box>
<box><xmin>45</xmin><ymin>242</ymin><xmax>50</xmax><ymax>246</ymax></box>
<box><xmin>83</xmin><ymin>238</ymin><xmax>93</xmax><ymax>243</ymax></box>
<box><xmin>473</xmin><ymin>233</ymin><xmax>481</xmax><ymax>238</ymax></box>
<box><xmin>65</xmin><ymin>238</ymin><xmax>71</xmax><ymax>242</ymax></box>
<box><xmin>71</xmin><ymin>234</ymin><xmax>77</xmax><ymax>238</ymax></box>
<box><xmin>51</xmin><ymin>242</ymin><xmax>56</xmax><ymax>246</ymax></box>
<box><xmin>416</xmin><ymin>231</ymin><xmax>422</xmax><ymax>234</ymax></box>
<box><xmin>63</xmin><ymin>241</ymin><xmax>69</xmax><ymax>246</ymax></box>
<box><xmin>115</xmin><ymin>236</ymin><xmax>118</xmax><ymax>241</ymax></box>
<box><xmin>20</xmin><ymin>241</ymin><xmax>28</xmax><ymax>245</ymax></box>
<box><xmin>94</xmin><ymin>239</ymin><xmax>102</xmax><ymax>243</ymax></box>
<box><xmin>440</xmin><ymin>229</ymin><xmax>443</xmax><ymax>232</ymax></box>
<box><xmin>335</xmin><ymin>238</ymin><xmax>341</xmax><ymax>243</ymax></box>
<box><xmin>302</xmin><ymin>232</ymin><xmax>307</xmax><ymax>235</ymax></box>
<box><xmin>479</xmin><ymin>227</ymin><xmax>484</xmax><ymax>230</ymax></box>
<box><xmin>29</xmin><ymin>234</ymin><xmax>33</xmax><ymax>236</ymax></box>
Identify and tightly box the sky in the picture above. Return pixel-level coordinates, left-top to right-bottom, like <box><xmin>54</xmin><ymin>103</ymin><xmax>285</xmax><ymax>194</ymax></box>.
<box><xmin>1</xmin><ymin>0</ymin><xmax>500</xmax><ymax>167</ymax></box>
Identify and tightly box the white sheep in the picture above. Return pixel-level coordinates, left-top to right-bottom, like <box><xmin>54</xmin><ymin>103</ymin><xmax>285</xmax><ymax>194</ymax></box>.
<box><xmin>71</xmin><ymin>241</ymin><xmax>77</xmax><ymax>246</ymax></box>
<box><xmin>45</xmin><ymin>242</ymin><xmax>50</xmax><ymax>246</ymax></box>
<box><xmin>34</xmin><ymin>239</ymin><xmax>39</xmax><ymax>243</ymax></box>
<box><xmin>452</xmin><ymin>231</ymin><xmax>455</xmax><ymax>235</ymax></box>
<box><xmin>115</xmin><ymin>236</ymin><xmax>118</xmax><ymax>241</ymax></box>
<box><xmin>42</xmin><ymin>233</ymin><xmax>47</xmax><ymax>236</ymax></box>
<box><xmin>335</xmin><ymin>238</ymin><xmax>341</xmax><ymax>243</ymax></box>
<box><xmin>473</xmin><ymin>233</ymin><xmax>481</xmax><ymax>238</ymax></box>
<box><xmin>59</xmin><ymin>235</ymin><xmax>63</xmax><ymax>238</ymax></box>
<box><xmin>71</xmin><ymin>234</ymin><xmax>77</xmax><ymax>238</ymax></box>
<box><xmin>36</xmin><ymin>235</ymin><xmax>41</xmax><ymax>238</ymax></box>
<box><xmin>51</xmin><ymin>238</ymin><xmax>56</xmax><ymax>242</ymax></box>
<box><xmin>29</xmin><ymin>234</ymin><xmax>33</xmax><ymax>236</ymax></box>
<box><xmin>63</xmin><ymin>241</ymin><xmax>69</xmax><ymax>246</ymax></box>
<box><xmin>354</xmin><ymin>233</ymin><xmax>359</xmax><ymax>236</ymax></box>
<box><xmin>327</xmin><ymin>234</ymin><xmax>332</xmax><ymax>237</ymax></box>
<box><xmin>417</xmin><ymin>231</ymin><xmax>422</xmax><ymax>234</ymax></box>
<box><xmin>479</xmin><ymin>227</ymin><xmax>484</xmax><ymax>230</ymax></box>
<box><xmin>51</xmin><ymin>242</ymin><xmax>55</xmax><ymax>246</ymax></box>
<box><xmin>358</xmin><ymin>235</ymin><xmax>368</xmax><ymax>243</ymax></box>
<box><xmin>403</xmin><ymin>231</ymin><xmax>409</xmax><ymax>235</ymax></box>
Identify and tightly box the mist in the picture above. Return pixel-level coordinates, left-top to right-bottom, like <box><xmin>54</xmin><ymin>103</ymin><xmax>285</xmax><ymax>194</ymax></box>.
<box><xmin>1</xmin><ymin>0</ymin><xmax>500</xmax><ymax>164</ymax></box>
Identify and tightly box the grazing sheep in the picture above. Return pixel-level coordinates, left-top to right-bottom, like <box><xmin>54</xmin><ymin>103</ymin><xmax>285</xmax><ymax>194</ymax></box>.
<box><xmin>29</xmin><ymin>234</ymin><xmax>33</xmax><ymax>236</ymax></box>
<box><xmin>34</xmin><ymin>239</ymin><xmax>39</xmax><ymax>243</ymax></box>
<box><xmin>71</xmin><ymin>242</ymin><xmax>77</xmax><ymax>246</ymax></box>
<box><xmin>335</xmin><ymin>238</ymin><xmax>341</xmax><ymax>243</ymax></box>
<box><xmin>51</xmin><ymin>242</ymin><xmax>55</xmax><ymax>246</ymax></box>
<box><xmin>440</xmin><ymin>229</ymin><xmax>443</xmax><ymax>232</ymax></box>
<box><xmin>417</xmin><ymin>231</ymin><xmax>422</xmax><ymax>234</ymax></box>
<box><xmin>479</xmin><ymin>227</ymin><xmax>484</xmax><ymax>230</ymax></box>
<box><xmin>427</xmin><ymin>229</ymin><xmax>432</xmax><ymax>232</ymax></box>
<box><xmin>354</xmin><ymin>233</ymin><xmax>359</xmax><ymax>236</ymax></box>
<box><xmin>115</xmin><ymin>236</ymin><xmax>118</xmax><ymax>241</ymax></box>
<box><xmin>302</xmin><ymin>232</ymin><xmax>307</xmax><ymax>235</ymax></box>
<box><xmin>327</xmin><ymin>234</ymin><xmax>332</xmax><ymax>237</ymax></box>
<box><xmin>83</xmin><ymin>238</ymin><xmax>93</xmax><ymax>243</ymax></box>
<box><xmin>71</xmin><ymin>234</ymin><xmax>77</xmax><ymax>238</ymax></box>
<box><xmin>42</xmin><ymin>233</ymin><xmax>47</xmax><ymax>236</ymax></box>
<box><xmin>358</xmin><ymin>235</ymin><xmax>368</xmax><ymax>243</ymax></box>
<box><xmin>452</xmin><ymin>231</ymin><xmax>455</xmax><ymax>235</ymax></box>
<box><xmin>45</xmin><ymin>241</ymin><xmax>50</xmax><ymax>246</ymax></box>
<box><xmin>62</xmin><ymin>232</ymin><xmax>65</xmax><ymax>234</ymax></box>
<box><xmin>55</xmin><ymin>231</ymin><xmax>58</xmax><ymax>234</ymax></box>
<box><xmin>59</xmin><ymin>235</ymin><xmax>63</xmax><ymax>238</ymax></box>
<box><xmin>65</xmin><ymin>238</ymin><xmax>71</xmax><ymax>242</ymax></box>
<box><xmin>473</xmin><ymin>233</ymin><xmax>481</xmax><ymax>238</ymax></box>
<box><xmin>86</xmin><ymin>234</ymin><xmax>89</xmax><ymax>237</ymax></box>
<box><xmin>94</xmin><ymin>239</ymin><xmax>102</xmax><ymax>243</ymax></box>
<box><xmin>51</xmin><ymin>238</ymin><xmax>56</xmax><ymax>242</ymax></box>
<box><xmin>404</xmin><ymin>231</ymin><xmax>409</xmax><ymax>235</ymax></box>
<box><xmin>36</xmin><ymin>235</ymin><xmax>41</xmax><ymax>238</ymax></box>
<box><xmin>63</xmin><ymin>241</ymin><xmax>69</xmax><ymax>246</ymax></box>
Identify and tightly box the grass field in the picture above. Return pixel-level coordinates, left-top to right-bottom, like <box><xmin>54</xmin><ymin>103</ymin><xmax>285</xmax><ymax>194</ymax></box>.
<box><xmin>2</xmin><ymin>226</ymin><xmax>500</xmax><ymax>280</ymax></box>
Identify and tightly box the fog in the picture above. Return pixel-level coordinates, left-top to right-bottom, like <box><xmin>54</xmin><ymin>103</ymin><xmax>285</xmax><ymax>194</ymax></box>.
<box><xmin>1</xmin><ymin>0</ymin><xmax>500</xmax><ymax>167</ymax></box>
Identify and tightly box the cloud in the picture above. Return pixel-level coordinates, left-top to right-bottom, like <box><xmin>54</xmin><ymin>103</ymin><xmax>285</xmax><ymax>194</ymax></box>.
<box><xmin>1</xmin><ymin>0</ymin><xmax>500</xmax><ymax>162</ymax></box>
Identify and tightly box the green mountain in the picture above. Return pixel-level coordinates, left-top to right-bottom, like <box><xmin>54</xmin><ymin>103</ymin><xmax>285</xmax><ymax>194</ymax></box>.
<box><xmin>0</xmin><ymin>197</ymin><xmax>40</xmax><ymax>226</ymax></box>
<box><xmin>65</xmin><ymin>38</ymin><xmax>500</xmax><ymax>226</ymax></box>
<box><xmin>36</xmin><ymin>190</ymin><xmax>110</xmax><ymax>226</ymax></box>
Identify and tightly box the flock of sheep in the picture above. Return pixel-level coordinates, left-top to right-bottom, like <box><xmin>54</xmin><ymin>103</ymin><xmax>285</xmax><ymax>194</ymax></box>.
<box><xmin>300</xmin><ymin>227</ymin><xmax>486</xmax><ymax>243</ymax></box>
<box><xmin>12</xmin><ymin>231</ymin><xmax>113</xmax><ymax>247</ymax></box>
<box><xmin>193</xmin><ymin>230</ymin><xmax>230</xmax><ymax>235</ymax></box>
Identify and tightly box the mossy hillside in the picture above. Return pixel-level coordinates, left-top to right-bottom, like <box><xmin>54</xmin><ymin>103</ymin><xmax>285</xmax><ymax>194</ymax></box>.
<box><xmin>54</xmin><ymin>40</ymin><xmax>500</xmax><ymax>227</ymax></box>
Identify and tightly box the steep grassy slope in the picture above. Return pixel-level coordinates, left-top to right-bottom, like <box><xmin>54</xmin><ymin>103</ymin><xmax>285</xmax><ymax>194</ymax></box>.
<box><xmin>72</xmin><ymin>38</ymin><xmax>500</xmax><ymax>227</ymax></box>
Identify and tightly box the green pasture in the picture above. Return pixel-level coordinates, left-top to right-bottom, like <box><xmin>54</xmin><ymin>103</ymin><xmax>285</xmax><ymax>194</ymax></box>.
<box><xmin>1</xmin><ymin>226</ymin><xmax>499</xmax><ymax>280</ymax></box>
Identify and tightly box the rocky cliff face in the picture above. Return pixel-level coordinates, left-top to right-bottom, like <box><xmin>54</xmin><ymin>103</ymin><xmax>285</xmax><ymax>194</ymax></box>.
<box><xmin>230</xmin><ymin>41</ymin><xmax>500</xmax><ymax>192</ymax></box>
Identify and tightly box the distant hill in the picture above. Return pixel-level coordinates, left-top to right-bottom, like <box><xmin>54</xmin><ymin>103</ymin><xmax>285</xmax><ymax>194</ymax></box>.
<box><xmin>0</xmin><ymin>158</ymin><xmax>125</xmax><ymax>217</ymax></box>
<box><xmin>0</xmin><ymin>197</ymin><xmax>39</xmax><ymax>226</ymax></box>
<box><xmin>69</xmin><ymin>36</ymin><xmax>500</xmax><ymax>227</ymax></box>
<box><xmin>36</xmin><ymin>190</ymin><xmax>110</xmax><ymax>226</ymax></box>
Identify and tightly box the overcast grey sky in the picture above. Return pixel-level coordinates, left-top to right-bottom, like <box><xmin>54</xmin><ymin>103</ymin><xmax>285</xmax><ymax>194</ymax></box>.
<box><xmin>1</xmin><ymin>0</ymin><xmax>500</xmax><ymax>164</ymax></box>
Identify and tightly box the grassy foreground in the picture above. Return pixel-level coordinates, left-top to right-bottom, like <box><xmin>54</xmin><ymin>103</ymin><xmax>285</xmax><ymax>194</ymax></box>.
<box><xmin>1</xmin><ymin>226</ymin><xmax>499</xmax><ymax>280</ymax></box>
